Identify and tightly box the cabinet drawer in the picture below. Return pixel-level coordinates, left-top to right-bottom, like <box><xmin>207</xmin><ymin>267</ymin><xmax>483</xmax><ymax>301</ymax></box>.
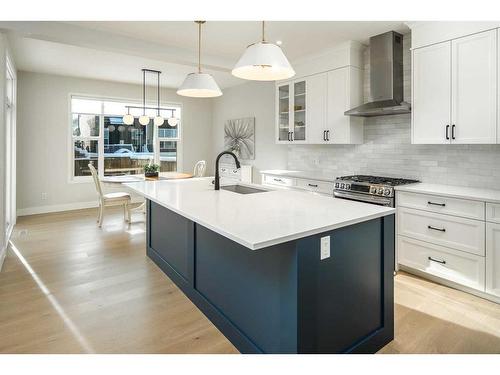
<box><xmin>397</xmin><ymin>191</ymin><xmax>484</xmax><ymax>220</ymax></box>
<box><xmin>486</xmin><ymin>203</ymin><xmax>500</xmax><ymax>223</ymax></box>
<box><xmin>398</xmin><ymin>236</ymin><xmax>485</xmax><ymax>291</ymax></box>
<box><xmin>263</xmin><ymin>174</ymin><xmax>296</xmax><ymax>187</ymax></box>
<box><xmin>398</xmin><ymin>207</ymin><xmax>485</xmax><ymax>256</ymax></box>
<box><xmin>296</xmin><ymin>178</ymin><xmax>334</xmax><ymax>195</ymax></box>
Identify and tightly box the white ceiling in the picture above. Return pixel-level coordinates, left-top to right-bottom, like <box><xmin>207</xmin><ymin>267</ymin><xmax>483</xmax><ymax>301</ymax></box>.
<box><xmin>1</xmin><ymin>21</ymin><xmax>410</xmax><ymax>89</ymax></box>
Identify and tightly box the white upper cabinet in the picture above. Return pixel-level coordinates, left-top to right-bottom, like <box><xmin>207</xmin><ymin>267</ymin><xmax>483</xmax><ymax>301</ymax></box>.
<box><xmin>276</xmin><ymin>67</ymin><xmax>363</xmax><ymax>145</ymax></box>
<box><xmin>451</xmin><ymin>30</ymin><xmax>497</xmax><ymax>144</ymax></box>
<box><xmin>304</xmin><ymin>73</ymin><xmax>327</xmax><ymax>144</ymax></box>
<box><xmin>326</xmin><ymin>67</ymin><xmax>363</xmax><ymax>144</ymax></box>
<box><xmin>412</xmin><ymin>41</ymin><xmax>452</xmax><ymax>144</ymax></box>
<box><xmin>412</xmin><ymin>29</ymin><xmax>498</xmax><ymax>144</ymax></box>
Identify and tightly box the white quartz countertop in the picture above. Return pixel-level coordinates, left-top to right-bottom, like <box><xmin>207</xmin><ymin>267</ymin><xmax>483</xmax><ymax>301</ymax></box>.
<box><xmin>395</xmin><ymin>183</ymin><xmax>500</xmax><ymax>203</ymax></box>
<box><xmin>260</xmin><ymin>169</ymin><xmax>335</xmax><ymax>183</ymax></box>
<box><xmin>125</xmin><ymin>178</ymin><xmax>395</xmax><ymax>250</ymax></box>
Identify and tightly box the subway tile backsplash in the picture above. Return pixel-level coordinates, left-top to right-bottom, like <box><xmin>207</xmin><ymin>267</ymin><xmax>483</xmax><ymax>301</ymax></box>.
<box><xmin>287</xmin><ymin>33</ymin><xmax>500</xmax><ymax>189</ymax></box>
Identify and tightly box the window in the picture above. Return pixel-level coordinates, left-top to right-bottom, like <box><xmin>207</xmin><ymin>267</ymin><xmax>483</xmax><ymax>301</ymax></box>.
<box><xmin>70</xmin><ymin>96</ymin><xmax>181</xmax><ymax>179</ymax></box>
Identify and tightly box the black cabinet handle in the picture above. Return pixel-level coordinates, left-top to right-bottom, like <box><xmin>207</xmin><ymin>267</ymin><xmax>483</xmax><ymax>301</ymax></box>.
<box><xmin>291</xmin><ymin>132</ymin><xmax>294</xmax><ymax>141</ymax></box>
<box><xmin>428</xmin><ymin>256</ymin><xmax>446</xmax><ymax>264</ymax></box>
<box><xmin>287</xmin><ymin>132</ymin><xmax>291</xmax><ymax>141</ymax></box>
<box><xmin>445</xmin><ymin>125</ymin><xmax>450</xmax><ymax>140</ymax></box>
<box><xmin>428</xmin><ymin>225</ymin><xmax>446</xmax><ymax>232</ymax></box>
<box><xmin>452</xmin><ymin>124</ymin><xmax>456</xmax><ymax>140</ymax></box>
<box><xmin>428</xmin><ymin>201</ymin><xmax>446</xmax><ymax>207</ymax></box>
<box><xmin>308</xmin><ymin>183</ymin><xmax>318</xmax><ymax>188</ymax></box>
<box><xmin>274</xmin><ymin>178</ymin><xmax>283</xmax><ymax>183</ymax></box>
<box><xmin>326</xmin><ymin>130</ymin><xmax>330</xmax><ymax>141</ymax></box>
<box><xmin>323</xmin><ymin>130</ymin><xmax>326</xmax><ymax>141</ymax></box>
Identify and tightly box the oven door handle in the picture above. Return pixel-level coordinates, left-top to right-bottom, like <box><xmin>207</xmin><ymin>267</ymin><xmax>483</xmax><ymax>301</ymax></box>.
<box><xmin>333</xmin><ymin>190</ymin><xmax>393</xmax><ymax>206</ymax></box>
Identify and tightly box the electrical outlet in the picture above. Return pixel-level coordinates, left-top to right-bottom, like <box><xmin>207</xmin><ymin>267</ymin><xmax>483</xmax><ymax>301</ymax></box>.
<box><xmin>41</xmin><ymin>192</ymin><xmax>48</xmax><ymax>200</ymax></box>
<box><xmin>320</xmin><ymin>236</ymin><xmax>330</xmax><ymax>260</ymax></box>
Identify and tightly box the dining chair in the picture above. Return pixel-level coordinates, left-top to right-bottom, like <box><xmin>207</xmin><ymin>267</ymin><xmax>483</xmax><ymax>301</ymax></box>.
<box><xmin>193</xmin><ymin>160</ymin><xmax>206</xmax><ymax>177</ymax></box>
<box><xmin>88</xmin><ymin>163</ymin><xmax>131</xmax><ymax>227</ymax></box>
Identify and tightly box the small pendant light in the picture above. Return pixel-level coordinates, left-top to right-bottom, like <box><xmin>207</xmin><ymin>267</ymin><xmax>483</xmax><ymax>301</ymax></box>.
<box><xmin>153</xmin><ymin>71</ymin><xmax>165</xmax><ymax>126</ymax></box>
<box><xmin>232</xmin><ymin>21</ymin><xmax>295</xmax><ymax>81</ymax></box>
<box><xmin>138</xmin><ymin>69</ymin><xmax>150</xmax><ymax>126</ymax></box>
<box><xmin>177</xmin><ymin>21</ymin><xmax>222</xmax><ymax>98</ymax></box>
<box><xmin>167</xmin><ymin>109</ymin><xmax>179</xmax><ymax>127</ymax></box>
<box><xmin>122</xmin><ymin>106</ymin><xmax>134</xmax><ymax>125</ymax></box>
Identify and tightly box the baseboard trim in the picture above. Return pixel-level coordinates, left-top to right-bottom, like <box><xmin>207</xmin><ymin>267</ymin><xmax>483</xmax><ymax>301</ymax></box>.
<box><xmin>17</xmin><ymin>197</ymin><xmax>144</xmax><ymax>217</ymax></box>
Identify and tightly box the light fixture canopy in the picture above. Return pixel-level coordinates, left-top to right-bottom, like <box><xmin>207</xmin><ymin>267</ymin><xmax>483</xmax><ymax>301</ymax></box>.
<box><xmin>232</xmin><ymin>21</ymin><xmax>295</xmax><ymax>81</ymax></box>
<box><xmin>177</xmin><ymin>21</ymin><xmax>222</xmax><ymax>98</ymax></box>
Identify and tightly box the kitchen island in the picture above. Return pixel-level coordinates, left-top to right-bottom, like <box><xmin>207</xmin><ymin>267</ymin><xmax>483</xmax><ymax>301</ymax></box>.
<box><xmin>125</xmin><ymin>178</ymin><xmax>395</xmax><ymax>354</ymax></box>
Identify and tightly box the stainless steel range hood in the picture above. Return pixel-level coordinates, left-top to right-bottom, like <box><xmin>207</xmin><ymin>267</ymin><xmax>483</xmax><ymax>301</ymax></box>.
<box><xmin>345</xmin><ymin>31</ymin><xmax>411</xmax><ymax>117</ymax></box>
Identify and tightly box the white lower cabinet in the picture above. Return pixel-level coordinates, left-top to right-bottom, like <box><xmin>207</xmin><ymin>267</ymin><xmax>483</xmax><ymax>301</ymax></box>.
<box><xmin>486</xmin><ymin>222</ymin><xmax>500</xmax><ymax>297</ymax></box>
<box><xmin>398</xmin><ymin>207</ymin><xmax>485</xmax><ymax>256</ymax></box>
<box><xmin>396</xmin><ymin>189</ymin><xmax>498</xmax><ymax>300</ymax></box>
<box><xmin>398</xmin><ymin>236</ymin><xmax>485</xmax><ymax>291</ymax></box>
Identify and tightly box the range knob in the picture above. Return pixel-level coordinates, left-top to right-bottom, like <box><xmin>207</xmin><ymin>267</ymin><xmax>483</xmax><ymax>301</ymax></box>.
<box><xmin>345</xmin><ymin>183</ymin><xmax>351</xmax><ymax>190</ymax></box>
<box><xmin>370</xmin><ymin>186</ymin><xmax>377</xmax><ymax>194</ymax></box>
<box><xmin>335</xmin><ymin>182</ymin><xmax>339</xmax><ymax>188</ymax></box>
<box><xmin>341</xmin><ymin>183</ymin><xmax>345</xmax><ymax>189</ymax></box>
<box><xmin>377</xmin><ymin>187</ymin><xmax>384</xmax><ymax>195</ymax></box>
<box><xmin>383</xmin><ymin>188</ymin><xmax>391</xmax><ymax>196</ymax></box>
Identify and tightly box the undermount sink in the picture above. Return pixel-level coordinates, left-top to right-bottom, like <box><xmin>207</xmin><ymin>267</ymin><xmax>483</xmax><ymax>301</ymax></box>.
<box><xmin>221</xmin><ymin>184</ymin><xmax>268</xmax><ymax>195</ymax></box>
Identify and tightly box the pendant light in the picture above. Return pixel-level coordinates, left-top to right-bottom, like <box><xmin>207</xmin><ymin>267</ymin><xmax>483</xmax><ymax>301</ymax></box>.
<box><xmin>138</xmin><ymin>69</ymin><xmax>150</xmax><ymax>126</ymax></box>
<box><xmin>167</xmin><ymin>109</ymin><xmax>179</xmax><ymax>127</ymax></box>
<box><xmin>122</xmin><ymin>107</ymin><xmax>134</xmax><ymax>125</ymax></box>
<box><xmin>232</xmin><ymin>21</ymin><xmax>295</xmax><ymax>81</ymax></box>
<box><xmin>153</xmin><ymin>71</ymin><xmax>165</xmax><ymax>126</ymax></box>
<box><xmin>177</xmin><ymin>21</ymin><xmax>222</xmax><ymax>98</ymax></box>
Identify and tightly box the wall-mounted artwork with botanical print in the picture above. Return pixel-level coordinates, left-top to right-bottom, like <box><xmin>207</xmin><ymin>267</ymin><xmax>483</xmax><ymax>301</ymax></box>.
<box><xmin>224</xmin><ymin>117</ymin><xmax>255</xmax><ymax>160</ymax></box>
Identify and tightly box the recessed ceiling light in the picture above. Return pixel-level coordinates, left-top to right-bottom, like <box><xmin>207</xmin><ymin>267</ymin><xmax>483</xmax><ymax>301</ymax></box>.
<box><xmin>276</xmin><ymin>40</ymin><xmax>283</xmax><ymax>45</ymax></box>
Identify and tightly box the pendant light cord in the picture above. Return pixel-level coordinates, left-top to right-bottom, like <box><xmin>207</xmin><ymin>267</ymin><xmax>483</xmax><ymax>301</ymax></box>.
<box><xmin>157</xmin><ymin>71</ymin><xmax>160</xmax><ymax>116</ymax></box>
<box><xmin>142</xmin><ymin>69</ymin><xmax>146</xmax><ymax>115</ymax></box>
<box><xmin>198</xmin><ymin>21</ymin><xmax>202</xmax><ymax>73</ymax></box>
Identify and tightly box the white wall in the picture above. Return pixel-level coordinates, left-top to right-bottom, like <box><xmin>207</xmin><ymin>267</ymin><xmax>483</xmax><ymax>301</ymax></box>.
<box><xmin>212</xmin><ymin>81</ymin><xmax>288</xmax><ymax>182</ymax></box>
<box><xmin>17</xmin><ymin>71</ymin><xmax>214</xmax><ymax>215</ymax></box>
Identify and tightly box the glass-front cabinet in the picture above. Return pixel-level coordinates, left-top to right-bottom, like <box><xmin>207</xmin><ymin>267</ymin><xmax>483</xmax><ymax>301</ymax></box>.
<box><xmin>276</xmin><ymin>79</ymin><xmax>307</xmax><ymax>143</ymax></box>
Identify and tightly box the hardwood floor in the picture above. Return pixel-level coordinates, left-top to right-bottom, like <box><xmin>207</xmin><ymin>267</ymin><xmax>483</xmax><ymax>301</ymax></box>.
<box><xmin>1</xmin><ymin>207</ymin><xmax>500</xmax><ymax>354</ymax></box>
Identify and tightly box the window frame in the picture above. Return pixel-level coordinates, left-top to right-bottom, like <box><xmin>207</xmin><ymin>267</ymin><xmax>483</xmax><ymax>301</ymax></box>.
<box><xmin>68</xmin><ymin>94</ymin><xmax>182</xmax><ymax>183</ymax></box>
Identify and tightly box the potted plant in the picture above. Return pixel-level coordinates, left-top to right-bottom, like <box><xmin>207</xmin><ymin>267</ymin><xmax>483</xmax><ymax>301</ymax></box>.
<box><xmin>144</xmin><ymin>163</ymin><xmax>160</xmax><ymax>179</ymax></box>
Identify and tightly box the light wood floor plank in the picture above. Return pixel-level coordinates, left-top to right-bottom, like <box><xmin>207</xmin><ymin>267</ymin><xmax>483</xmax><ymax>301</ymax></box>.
<box><xmin>1</xmin><ymin>207</ymin><xmax>500</xmax><ymax>353</ymax></box>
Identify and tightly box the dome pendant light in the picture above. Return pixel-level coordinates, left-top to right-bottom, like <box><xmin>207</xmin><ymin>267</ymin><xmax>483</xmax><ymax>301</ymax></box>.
<box><xmin>138</xmin><ymin>69</ymin><xmax>150</xmax><ymax>126</ymax></box>
<box><xmin>177</xmin><ymin>21</ymin><xmax>222</xmax><ymax>98</ymax></box>
<box><xmin>232</xmin><ymin>21</ymin><xmax>295</xmax><ymax>81</ymax></box>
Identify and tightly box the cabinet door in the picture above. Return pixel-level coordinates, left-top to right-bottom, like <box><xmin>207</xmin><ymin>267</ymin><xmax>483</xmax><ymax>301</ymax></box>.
<box><xmin>412</xmin><ymin>41</ymin><xmax>452</xmax><ymax>144</ymax></box>
<box><xmin>486</xmin><ymin>222</ymin><xmax>500</xmax><ymax>297</ymax></box>
<box><xmin>451</xmin><ymin>30</ymin><xmax>497</xmax><ymax>144</ymax></box>
<box><xmin>276</xmin><ymin>82</ymin><xmax>292</xmax><ymax>143</ymax></box>
<box><xmin>305</xmin><ymin>73</ymin><xmax>327</xmax><ymax>144</ymax></box>
<box><xmin>292</xmin><ymin>80</ymin><xmax>307</xmax><ymax>142</ymax></box>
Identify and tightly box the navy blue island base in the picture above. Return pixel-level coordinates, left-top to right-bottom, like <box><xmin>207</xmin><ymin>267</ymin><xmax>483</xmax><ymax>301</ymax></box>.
<box><xmin>146</xmin><ymin>199</ymin><xmax>395</xmax><ymax>354</ymax></box>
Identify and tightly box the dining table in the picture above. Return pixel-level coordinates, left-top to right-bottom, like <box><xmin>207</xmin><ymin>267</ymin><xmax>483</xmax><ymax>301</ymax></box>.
<box><xmin>101</xmin><ymin>172</ymin><xmax>194</xmax><ymax>212</ymax></box>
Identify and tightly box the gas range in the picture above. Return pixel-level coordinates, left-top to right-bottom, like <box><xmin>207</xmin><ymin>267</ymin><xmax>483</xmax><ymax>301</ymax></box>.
<box><xmin>334</xmin><ymin>175</ymin><xmax>419</xmax><ymax>207</ymax></box>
